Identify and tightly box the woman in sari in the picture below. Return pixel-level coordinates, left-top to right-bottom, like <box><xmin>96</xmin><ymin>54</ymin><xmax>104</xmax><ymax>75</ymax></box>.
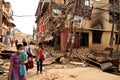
<box><xmin>8</xmin><ymin>44</ymin><xmax>28</xmax><ymax>80</ymax></box>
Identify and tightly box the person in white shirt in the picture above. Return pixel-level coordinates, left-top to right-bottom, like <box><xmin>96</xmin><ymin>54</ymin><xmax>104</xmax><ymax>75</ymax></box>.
<box><xmin>23</xmin><ymin>42</ymin><xmax>33</xmax><ymax>71</ymax></box>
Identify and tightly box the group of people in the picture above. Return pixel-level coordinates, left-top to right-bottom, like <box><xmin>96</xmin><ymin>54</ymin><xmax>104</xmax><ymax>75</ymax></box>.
<box><xmin>10</xmin><ymin>39</ymin><xmax>18</xmax><ymax>47</ymax></box>
<box><xmin>8</xmin><ymin>39</ymin><xmax>45</xmax><ymax>80</ymax></box>
<box><xmin>10</xmin><ymin>38</ymin><xmax>30</xmax><ymax>47</ymax></box>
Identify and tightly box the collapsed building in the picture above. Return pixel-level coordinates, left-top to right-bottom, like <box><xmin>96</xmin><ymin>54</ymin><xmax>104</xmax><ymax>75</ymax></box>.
<box><xmin>35</xmin><ymin>0</ymin><xmax>120</xmax><ymax>52</ymax></box>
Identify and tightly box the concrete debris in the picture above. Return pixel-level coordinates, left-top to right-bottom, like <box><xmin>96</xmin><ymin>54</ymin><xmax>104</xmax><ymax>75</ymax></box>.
<box><xmin>59</xmin><ymin>57</ymin><xmax>66</xmax><ymax>64</ymax></box>
<box><xmin>43</xmin><ymin>58</ymin><xmax>56</xmax><ymax>65</ymax></box>
<box><xmin>100</xmin><ymin>62</ymin><xmax>114</xmax><ymax>71</ymax></box>
<box><xmin>0</xmin><ymin>59</ymin><xmax>9</xmax><ymax>77</ymax></box>
<box><xmin>0</xmin><ymin>59</ymin><xmax>4</xmax><ymax>65</ymax></box>
<box><xmin>0</xmin><ymin>43</ymin><xmax>17</xmax><ymax>53</ymax></box>
<box><xmin>0</xmin><ymin>43</ymin><xmax>16</xmax><ymax>59</ymax></box>
<box><xmin>70</xmin><ymin>62</ymin><xmax>87</xmax><ymax>67</ymax></box>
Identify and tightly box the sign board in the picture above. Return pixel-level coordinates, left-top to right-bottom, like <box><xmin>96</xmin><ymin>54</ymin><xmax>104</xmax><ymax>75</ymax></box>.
<box><xmin>71</xmin><ymin>16</ymin><xmax>82</xmax><ymax>23</ymax></box>
<box><xmin>72</xmin><ymin>16</ymin><xmax>83</xmax><ymax>28</ymax></box>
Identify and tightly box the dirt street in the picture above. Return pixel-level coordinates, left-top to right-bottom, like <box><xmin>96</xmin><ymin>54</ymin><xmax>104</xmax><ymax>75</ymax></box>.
<box><xmin>27</xmin><ymin>64</ymin><xmax>120</xmax><ymax>80</ymax></box>
<box><xmin>0</xmin><ymin>46</ymin><xmax>120</xmax><ymax>80</ymax></box>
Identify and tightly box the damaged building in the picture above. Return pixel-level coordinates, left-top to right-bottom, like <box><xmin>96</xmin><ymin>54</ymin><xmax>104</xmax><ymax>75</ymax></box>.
<box><xmin>35</xmin><ymin>0</ymin><xmax>65</xmax><ymax>50</ymax></box>
<box><xmin>78</xmin><ymin>0</ymin><xmax>120</xmax><ymax>51</ymax></box>
<box><xmin>35</xmin><ymin>0</ymin><xmax>120</xmax><ymax>51</ymax></box>
<box><xmin>0</xmin><ymin>0</ymin><xmax>15</xmax><ymax>43</ymax></box>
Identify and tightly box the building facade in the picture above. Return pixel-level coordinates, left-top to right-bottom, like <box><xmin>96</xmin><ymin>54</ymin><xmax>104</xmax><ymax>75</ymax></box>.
<box><xmin>35</xmin><ymin>0</ymin><xmax>65</xmax><ymax>48</ymax></box>
<box><xmin>35</xmin><ymin>0</ymin><xmax>120</xmax><ymax>51</ymax></box>
<box><xmin>0</xmin><ymin>0</ymin><xmax>15</xmax><ymax>44</ymax></box>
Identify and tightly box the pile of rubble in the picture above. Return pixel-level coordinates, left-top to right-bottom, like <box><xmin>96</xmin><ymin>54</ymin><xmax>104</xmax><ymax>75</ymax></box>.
<box><xmin>0</xmin><ymin>56</ymin><xmax>9</xmax><ymax>80</ymax></box>
<box><xmin>87</xmin><ymin>51</ymin><xmax>118</xmax><ymax>62</ymax></box>
<box><xmin>69</xmin><ymin>48</ymin><xmax>120</xmax><ymax>72</ymax></box>
<box><xmin>0</xmin><ymin>43</ymin><xmax>17</xmax><ymax>53</ymax></box>
<box><xmin>0</xmin><ymin>43</ymin><xmax>15</xmax><ymax>79</ymax></box>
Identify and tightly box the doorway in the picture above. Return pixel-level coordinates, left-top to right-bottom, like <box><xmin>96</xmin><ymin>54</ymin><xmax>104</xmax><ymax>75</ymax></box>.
<box><xmin>80</xmin><ymin>32</ymin><xmax>89</xmax><ymax>47</ymax></box>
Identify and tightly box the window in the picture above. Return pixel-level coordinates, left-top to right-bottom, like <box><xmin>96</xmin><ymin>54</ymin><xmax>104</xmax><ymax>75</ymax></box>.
<box><xmin>109</xmin><ymin>0</ymin><xmax>114</xmax><ymax>4</ymax></box>
<box><xmin>115</xmin><ymin>33</ymin><xmax>120</xmax><ymax>45</ymax></box>
<box><xmin>92</xmin><ymin>31</ymin><xmax>103</xmax><ymax>44</ymax></box>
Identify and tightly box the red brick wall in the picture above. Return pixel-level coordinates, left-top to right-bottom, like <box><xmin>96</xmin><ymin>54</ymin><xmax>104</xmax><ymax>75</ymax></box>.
<box><xmin>61</xmin><ymin>29</ymin><xmax>68</xmax><ymax>51</ymax></box>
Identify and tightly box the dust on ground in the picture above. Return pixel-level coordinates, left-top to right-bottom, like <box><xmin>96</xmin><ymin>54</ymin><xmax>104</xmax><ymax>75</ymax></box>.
<box><xmin>27</xmin><ymin>63</ymin><xmax>120</xmax><ymax>80</ymax></box>
<box><xmin>0</xmin><ymin>45</ymin><xmax>120</xmax><ymax>80</ymax></box>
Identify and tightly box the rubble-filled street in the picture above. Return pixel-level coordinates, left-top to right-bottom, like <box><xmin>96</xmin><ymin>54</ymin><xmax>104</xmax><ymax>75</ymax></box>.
<box><xmin>0</xmin><ymin>56</ymin><xmax>120</xmax><ymax>80</ymax></box>
<box><xmin>0</xmin><ymin>44</ymin><xmax>120</xmax><ymax>80</ymax></box>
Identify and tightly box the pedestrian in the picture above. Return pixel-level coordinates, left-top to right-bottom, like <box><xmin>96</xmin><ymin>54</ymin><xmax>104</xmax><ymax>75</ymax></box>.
<box><xmin>35</xmin><ymin>42</ymin><xmax>45</xmax><ymax>74</ymax></box>
<box><xmin>22</xmin><ymin>38</ymin><xmax>26</xmax><ymax>46</ymax></box>
<box><xmin>10</xmin><ymin>39</ymin><xmax>14</xmax><ymax>47</ymax></box>
<box><xmin>15</xmin><ymin>40</ymin><xmax>18</xmax><ymax>47</ymax></box>
<box><xmin>8</xmin><ymin>44</ymin><xmax>28</xmax><ymax>80</ymax></box>
<box><xmin>27</xmin><ymin>41</ymin><xmax>30</xmax><ymax>46</ymax></box>
<box><xmin>23</xmin><ymin>42</ymin><xmax>33</xmax><ymax>71</ymax></box>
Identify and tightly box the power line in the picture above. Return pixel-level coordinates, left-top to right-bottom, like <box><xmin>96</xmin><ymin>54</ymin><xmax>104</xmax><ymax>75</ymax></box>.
<box><xmin>13</xmin><ymin>15</ymin><xmax>37</xmax><ymax>17</ymax></box>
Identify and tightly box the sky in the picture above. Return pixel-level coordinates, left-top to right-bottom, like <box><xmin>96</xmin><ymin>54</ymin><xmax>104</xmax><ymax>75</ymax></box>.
<box><xmin>5</xmin><ymin>0</ymin><xmax>40</xmax><ymax>35</ymax></box>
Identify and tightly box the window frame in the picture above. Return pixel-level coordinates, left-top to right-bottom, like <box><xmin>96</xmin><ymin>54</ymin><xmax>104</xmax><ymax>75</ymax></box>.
<box><xmin>92</xmin><ymin>31</ymin><xmax>103</xmax><ymax>44</ymax></box>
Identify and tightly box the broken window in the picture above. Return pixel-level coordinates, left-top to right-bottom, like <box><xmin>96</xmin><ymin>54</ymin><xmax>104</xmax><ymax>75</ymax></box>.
<box><xmin>92</xmin><ymin>31</ymin><xmax>103</xmax><ymax>44</ymax></box>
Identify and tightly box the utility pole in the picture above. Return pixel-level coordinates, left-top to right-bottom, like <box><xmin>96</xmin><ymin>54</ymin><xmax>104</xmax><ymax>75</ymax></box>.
<box><xmin>69</xmin><ymin>0</ymin><xmax>77</xmax><ymax>61</ymax></box>
<box><xmin>109</xmin><ymin>0</ymin><xmax>115</xmax><ymax>56</ymax></box>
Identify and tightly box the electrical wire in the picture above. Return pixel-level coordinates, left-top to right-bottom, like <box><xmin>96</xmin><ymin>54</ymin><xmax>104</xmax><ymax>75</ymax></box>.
<box><xmin>13</xmin><ymin>15</ymin><xmax>37</xmax><ymax>17</ymax></box>
<box><xmin>12</xmin><ymin>1</ymin><xmax>120</xmax><ymax>17</ymax></box>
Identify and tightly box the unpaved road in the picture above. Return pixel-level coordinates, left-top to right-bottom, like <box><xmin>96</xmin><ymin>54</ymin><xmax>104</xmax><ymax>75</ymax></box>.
<box><xmin>0</xmin><ymin>61</ymin><xmax>120</xmax><ymax>80</ymax></box>
<box><xmin>27</xmin><ymin>64</ymin><xmax>120</xmax><ymax>80</ymax></box>
<box><xmin>0</xmin><ymin>45</ymin><xmax>120</xmax><ymax>80</ymax></box>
